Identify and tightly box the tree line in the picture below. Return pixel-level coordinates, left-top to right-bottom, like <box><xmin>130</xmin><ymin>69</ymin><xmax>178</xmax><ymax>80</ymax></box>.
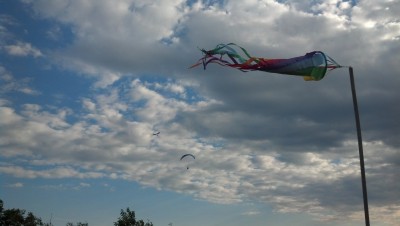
<box><xmin>0</xmin><ymin>199</ymin><xmax>154</xmax><ymax>226</ymax></box>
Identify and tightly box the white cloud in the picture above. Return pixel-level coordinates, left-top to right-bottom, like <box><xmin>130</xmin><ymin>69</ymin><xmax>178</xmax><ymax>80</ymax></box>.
<box><xmin>1</xmin><ymin>81</ymin><xmax>398</xmax><ymax>224</ymax></box>
<box><xmin>6</xmin><ymin>182</ymin><xmax>24</xmax><ymax>188</ymax></box>
<box><xmin>0</xmin><ymin>65</ymin><xmax>40</xmax><ymax>95</ymax></box>
<box><xmin>2</xmin><ymin>78</ymin><xmax>398</xmax><ymax>223</ymax></box>
<box><xmin>4</xmin><ymin>41</ymin><xmax>43</xmax><ymax>57</ymax></box>
<box><xmin>46</xmin><ymin>25</ymin><xmax>62</xmax><ymax>41</ymax></box>
<box><xmin>352</xmin><ymin>0</ymin><xmax>400</xmax><ymax>40</ymax></box>
<box><xmin>241</xmin><ymin>210</ymin><xmax>260</xmax><ymax>216</ymax></box>
<box><xmin>0</xmin><ymin>165</ymin><xmax>105</xmax><ymax>179</ymax></box>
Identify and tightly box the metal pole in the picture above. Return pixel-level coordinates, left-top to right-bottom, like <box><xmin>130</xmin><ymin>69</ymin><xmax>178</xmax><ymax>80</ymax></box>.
<box><xmin>349</xmin><ymin>67</ymin><xmax>370</xmax><ymax>226</ymax></box>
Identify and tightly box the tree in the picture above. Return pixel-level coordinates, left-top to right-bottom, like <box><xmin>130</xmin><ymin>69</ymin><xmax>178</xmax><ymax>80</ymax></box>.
<box><xmin>66</xmin><ymin>222</ymin><xmax>88</xmax><ymax>226</ymax></box>
<box><xmin>2</xmin><ymin>208</ymin><xmax>25</xmax><ymax>225</ymax></box>
<box><xmin>0</xmin><ymin>199</ymin><xmax>155</xmax><ymax>226</ymax></box>
<box><xmin>25</xmin><ymin>212</ymin><xmax>44</xmax><ymax>226</ymax></box>
<box><xmin>114</xmin><ymin>208</ymin><xmax>153</xmax><ymax>226</ymax></box>
<box><xmin>0</xmin><ymin>199</ymin><xmax>45</xmax><ymax>226</ymax></box>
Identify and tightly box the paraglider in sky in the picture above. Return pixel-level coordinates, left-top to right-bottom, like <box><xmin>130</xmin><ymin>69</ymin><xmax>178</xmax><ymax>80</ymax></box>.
<box><xmin>180</xmin><ymin>154</ymin><xmax>195</xmax><ymax>170</ymax></box>
<box><xmin>190</xmin><ymin>43</ymin><xmax>344</xmax><ymax>81</ymax></box>
<box><xmin>180</xmin><ymin>153</ymin><xmax>195</xmax><ymax>160</ymax></box>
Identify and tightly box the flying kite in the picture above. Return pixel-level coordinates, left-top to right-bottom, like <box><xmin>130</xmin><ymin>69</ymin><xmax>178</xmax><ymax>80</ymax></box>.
<box><xmin>190</xmin><ymin>43</ymin><xmax>344</xmax><ymax>81</ymax></box>
<box><xmin>152</xmin><ymin>131</ymin><xmax>160</xmax><ymax>136</ymax></box>
<box><xmin>180</xmin><ymin>154</ymin><xmax>195</xmax><ymax>170</ymax></box>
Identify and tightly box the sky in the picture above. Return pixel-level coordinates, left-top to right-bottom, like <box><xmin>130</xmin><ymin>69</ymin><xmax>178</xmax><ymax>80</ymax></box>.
<box><xmin>0</xmin><ymin>0</ymin><xmax>399</xmax><ymax>226</ymax></box>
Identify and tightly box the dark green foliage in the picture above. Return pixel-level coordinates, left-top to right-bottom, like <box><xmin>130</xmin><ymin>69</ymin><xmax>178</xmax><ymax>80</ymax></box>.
<box><xmin>24</xmin><ymin>212</ymin><xmax>45</xmax><ymax>226</ymax></box>
<box><xmin>0</xmin><ymin>200</ymin><xmax>45</xmax><ymax>226</ymax></box>
<box><xmin>114</xmin><ymin>208</ymin><xmax>153</xmax><ymax>226</ymax></box>
<box><xmin>0</xmin><ymin>199</ymin><xmax>154</xmax><ymax>226</ymax></box>
<box><xmin>66</xmin><ymin>222</ymin><xmax>89</xmax><ymax>226</ymax></box>
<box><xmin>1</xmin><ymin>208</ymin><xmax>26</xmax><ymax>225</ymax></box>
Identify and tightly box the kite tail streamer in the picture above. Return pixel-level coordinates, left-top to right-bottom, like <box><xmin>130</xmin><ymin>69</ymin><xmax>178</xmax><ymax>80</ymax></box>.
<box><xmin>190</xmin><ymin>43</ymin><xmax>261</xmax><ymax>71</ymax></box>
<box><xmin>191</xmin><ymin>43</ymin><xmax>343</xmax><ymax>81</ymax></box>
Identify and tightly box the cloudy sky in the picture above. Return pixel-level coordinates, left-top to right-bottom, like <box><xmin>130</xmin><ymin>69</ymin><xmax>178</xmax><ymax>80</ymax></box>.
<box><xmin>1</xmin><ymin>0</ymin><xmax>399</xmax><ymax>226</ymax></box>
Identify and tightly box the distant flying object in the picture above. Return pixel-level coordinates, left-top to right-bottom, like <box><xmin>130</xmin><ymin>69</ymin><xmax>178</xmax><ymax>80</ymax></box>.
<box><xmin>180</xmin><ymin>154</ymin><xmax>195</xmax><ymax>170</ymax></box>
<box><xmin>152</xmin><ymin>131</ymin><xmax>160</xmax><ymax>136</ymax></box>
<box><xmin>180</xmin><ymin>153</ymin><xmax>195</xmax><ymax>160</ymax></box>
